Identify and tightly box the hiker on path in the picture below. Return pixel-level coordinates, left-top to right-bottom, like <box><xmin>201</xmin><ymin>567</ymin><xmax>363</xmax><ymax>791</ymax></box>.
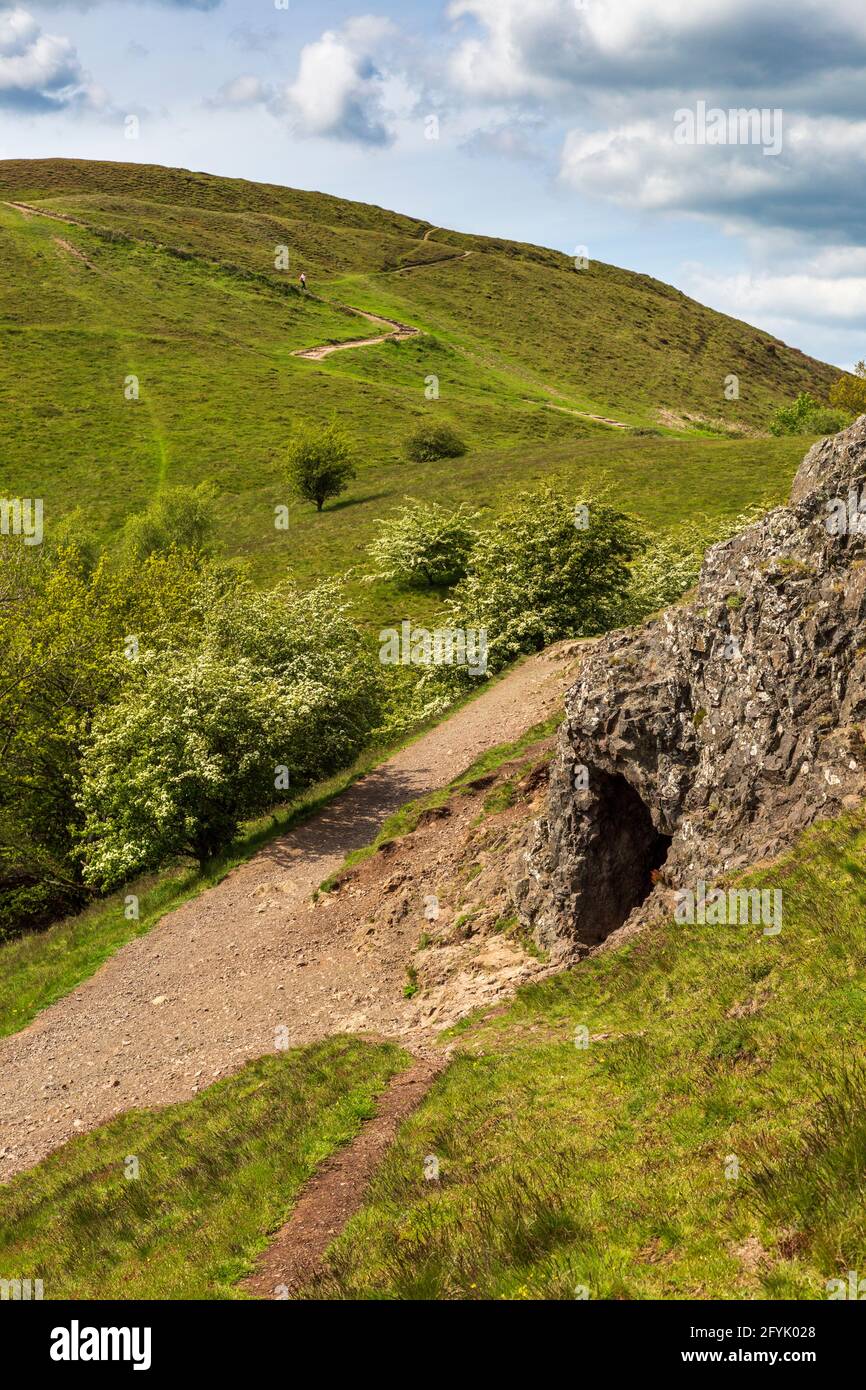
<box><xmin>299</xmin><ymin>272</ymin><xmax>307</xmax><ymax>291</ymax></box>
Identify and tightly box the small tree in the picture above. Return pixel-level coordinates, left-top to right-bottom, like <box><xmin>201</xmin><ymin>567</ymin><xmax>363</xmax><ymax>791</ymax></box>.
<box><xmin>829</xmin><ymin>373</ymin><xmax>866</xmax><ymax>417</ymax></box>
<box><xmin>365</xmin><ymin>499</ymin><xmax>478</xmax><ymax>588</ymax></box>
<box><xmin>285</xmin><ymin>421</ymin><xmax>357</xmax><ymax>512</ymax></box>
<box><xmin>446</xmin><ymin>486</ymin><xmax>643</xmax><ymax>673</ymax></box>
<box><xmin>78</xmin><ymin>649</ymin><xmax>301</xmax><ymax>885</ymax></box>
<box><xmin>121</xmin><ymin>482</ymin><xmax>218</xmax><ymax>563</ymax></box>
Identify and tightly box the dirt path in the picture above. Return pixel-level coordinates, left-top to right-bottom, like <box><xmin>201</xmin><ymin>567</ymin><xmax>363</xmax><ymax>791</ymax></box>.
<box><xmin>0</xmin><ymin>646</ymin><xmax>576</xmax><ymax>1180</ymax></box>
<box><xmin>242</xmin><ymin>1056</ymin><xmax>445</xmax><ymax>1298</ymax></box>
<box><xmin>388</xmin><ymin>249</ymin><xmax>473</xmax><ymax>276</ymax></box>
<box><xmin>292</xmin><ymin>305</ymin><xmax>421</xmax><ymax>361</ymax></box>
<box><xmin>526</xmin><ymin>399</ymin><xmax>631</xmax><ymax>430</ymax></box>
<box><xmin>292</xmin><ymin>234</ymin><xmax>471</xmax><ymax>359</ymax></box>
<box><xmin>3</xmin><ymin>200</ymin><xmax>83</xmax><ymax>225</ymax></box>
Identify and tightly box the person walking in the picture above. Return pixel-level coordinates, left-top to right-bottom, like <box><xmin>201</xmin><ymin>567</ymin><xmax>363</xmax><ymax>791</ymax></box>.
<box><xmin>299</xmin><ymin>272</ymin><xmax>307</xmax><ymax>292</ymax></box>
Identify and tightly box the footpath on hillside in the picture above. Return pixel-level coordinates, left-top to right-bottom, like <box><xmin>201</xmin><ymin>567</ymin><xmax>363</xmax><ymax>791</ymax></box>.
<box><xmin>0</xmin><ymin>646</ymin><xmax>578</xmax><ymax>1180</ymax></box>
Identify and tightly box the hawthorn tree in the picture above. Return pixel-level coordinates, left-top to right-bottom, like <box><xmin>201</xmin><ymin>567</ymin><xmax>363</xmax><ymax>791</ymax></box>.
<box><xmin>285</xmin><ymin>421</ymin><xmax>357</xmax><ymax>512</ymax></box>
<box><xmin>78</xmin><ymin>650</ymin><xmax>302</xmax><ymax>883</ymax></box>
<box><xmin>365</xmin><ymin>499</ymin><xmax>478</xmax><ymax>587</ymax></box>
<box><xmin>445</xmin><ymin>485</ymin><xmax>643</xmax><ymax>673</ymax></box>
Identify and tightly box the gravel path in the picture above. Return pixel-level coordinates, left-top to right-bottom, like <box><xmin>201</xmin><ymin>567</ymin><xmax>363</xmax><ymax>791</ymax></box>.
<box><xmin>0</xmin><ymin>646</ymin><xmax>576</xmax><ymax>1180</ymax></box>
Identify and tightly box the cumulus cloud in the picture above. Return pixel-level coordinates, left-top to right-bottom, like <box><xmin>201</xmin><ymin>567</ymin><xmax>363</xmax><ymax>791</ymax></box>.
<box><xmin>445</xmin><ymin>0</ymin><xmax>866</xmax><ymax>241</ymax></box>
<box><xmin>560</xmin><ymin>115</ymin><xmax>866</xmax><ymax>240</ymax></box>
<box><xmin>447</xmin><ymin>0</ymin><xmax>866</xmax><ymax>107</ymax></box>
<box><xmin>285</xmin><ymin>16</ymin><xmax>398</xmax><ymax>145</ymax></box>
<box><xmin>0</xmin><ymin>6</ymin><xmax>101</xmax><ymax>111</ymax></box>
<box><xmin>686</xmin><ymin>266</ymin><xmax>866</xmax><ymax>328</ymax></box>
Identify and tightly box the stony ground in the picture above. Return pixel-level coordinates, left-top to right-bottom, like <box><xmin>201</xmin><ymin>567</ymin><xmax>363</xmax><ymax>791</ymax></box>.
<box><xmin>0</xmin><ymin>645</ymin><xmax>579</xmax><ymax>1179</ymax></box>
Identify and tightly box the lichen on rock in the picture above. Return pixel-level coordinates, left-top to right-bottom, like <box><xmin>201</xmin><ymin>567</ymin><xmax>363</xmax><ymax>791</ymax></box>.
<box><xmin>513</xmin><ymin>416</ymin><xmax>866</xmax><ymax>958</ymax></box>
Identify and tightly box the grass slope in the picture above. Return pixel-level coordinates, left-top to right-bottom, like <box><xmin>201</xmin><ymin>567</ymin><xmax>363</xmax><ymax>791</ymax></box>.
<box><xmin>0</xmin><ymin>1036</ymin><xmax>408</xmax><ymax>1300</ymax></box>
<box><xmin>0</xmin><ymin>158</ymin><xmax>834</xmax><ymax>626</ymax></box>
<box><xmin>8</xmin><ymin>800</ymin><xmax>865</xmax><ymax>1303</ymax></box>
<box><xmin>307</xmin><ymin>811</ymin><xmax>866</xmax><ymax>1301</ymax></box>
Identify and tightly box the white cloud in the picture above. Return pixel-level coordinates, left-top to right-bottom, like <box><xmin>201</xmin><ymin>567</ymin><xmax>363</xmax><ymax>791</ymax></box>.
<box><xmin>686</xmin><ymin>255</ymin><xmax>866</xmax><ymax>329</ymax></box>
<box><xmin>694</xmin><ymin>270</ymin><xmax>866</xmax><ymax>328</ymax></box>
<box><xmin>447</xmin><ymin>0</ymin><xmax>866</xmax><ymax>106</ymax></box>
<box><xmin>0</xmin><ymin>6</ymin><xmax>99</xmax><ymax>111</ymax></box>
<box><xmin>285</xmin><ymin>16</ymin><xmax>398</xmax><ymax>146</ymax></box>
<box><xmin>559</xmin><ymin>115</ymin><xmax>866</xmax><ymax>239</ymax></box>
<box><xmin>208</xmin><ymin>74</ymin><xmax>272</xmax><ymax>109</ymax></box>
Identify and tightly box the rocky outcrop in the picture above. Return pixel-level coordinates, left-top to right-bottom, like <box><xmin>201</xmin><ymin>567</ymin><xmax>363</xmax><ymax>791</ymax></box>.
<box><xmin>513</xmin><ymin>417</ymin><xmax>866</xmax><ymax>958</ymax></box>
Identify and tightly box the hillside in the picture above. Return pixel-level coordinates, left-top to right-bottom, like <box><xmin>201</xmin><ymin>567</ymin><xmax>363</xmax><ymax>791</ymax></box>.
<box><xmin>0</xmin><ymin>158</ymin><xmax>837</xmax><ymax>625</ymax></box>
<box><xmin>2</xmin><ymin>709</ymin><xmax>864</xmax><ymax>1300</ymax></box>
<box><xmin>1</xmin><ymin>416</ymin><xmax>865</xmax><ymax>1302</ymax></box>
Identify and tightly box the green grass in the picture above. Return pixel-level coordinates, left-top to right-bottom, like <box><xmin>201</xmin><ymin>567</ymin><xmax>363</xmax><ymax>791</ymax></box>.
<box><xmin>0</xmin><ymin>1035</ymin><xmax>409</xmax><ymax>1300</ymax></box>
<box><xmin>318</xmin><ymin>712</ymin><xmax>561</xmax><ymax>892</ymax></box>
<box><xmin>0</xmin><ymin>158</ymin><xmax>837</xmax><ymax>630</ymax></box>
<box><xmin>308</xmin><ymin>811</ymin><xmax>866</xmax><ymax>1300</ymax></box>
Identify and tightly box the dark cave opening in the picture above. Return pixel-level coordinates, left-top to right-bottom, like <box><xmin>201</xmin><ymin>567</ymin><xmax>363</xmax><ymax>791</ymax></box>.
<box><xmin>583</xmin><ymin>771</ymin><xmax>672</xmax><ymax>945</ymax></box>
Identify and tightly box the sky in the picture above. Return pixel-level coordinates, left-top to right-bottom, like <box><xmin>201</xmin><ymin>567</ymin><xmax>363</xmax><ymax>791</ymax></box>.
<box><xmin>2</xmin><ymin>0</ymin><xmax>865</xmax><ymax>369</ymax></box>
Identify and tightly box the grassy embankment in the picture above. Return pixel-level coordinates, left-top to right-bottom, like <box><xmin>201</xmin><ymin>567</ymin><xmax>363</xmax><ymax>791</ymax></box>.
<box><xmin>0</xmin><ymin>1036</ymin><xmax>409</xmax><ymax>1300</ymax></box>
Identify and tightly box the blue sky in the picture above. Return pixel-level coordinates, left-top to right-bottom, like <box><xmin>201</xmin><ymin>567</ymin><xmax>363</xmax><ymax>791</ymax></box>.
<box><xmin>2</xmin><ymin>0</ymin><xmax>866</xmax><ymax>368</ymax></box>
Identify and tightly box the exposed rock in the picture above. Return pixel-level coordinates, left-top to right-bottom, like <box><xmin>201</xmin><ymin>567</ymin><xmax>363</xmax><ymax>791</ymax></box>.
<box><xmin>513</xmin><ymin>416</ymin><xmax>866</xmax><ymax>957</ymax></box>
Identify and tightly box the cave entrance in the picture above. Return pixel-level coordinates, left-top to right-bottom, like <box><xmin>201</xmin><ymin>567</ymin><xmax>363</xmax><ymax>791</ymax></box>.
<box><xmin>583</xmin><ymin>771</ymin><xmax>672</xmax><ymax>945</ymax></box>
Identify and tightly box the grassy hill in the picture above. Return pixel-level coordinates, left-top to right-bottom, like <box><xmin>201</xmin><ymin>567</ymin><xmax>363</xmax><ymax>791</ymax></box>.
<box><xmin>2</xmin><ymin>754</ymin><xmax>863</xmax><ymax>1301</ymax></box>
<box><xmin>0</xmin><ymin>158</ymin><xmax>838</xmax><ymax>626</ymax></box>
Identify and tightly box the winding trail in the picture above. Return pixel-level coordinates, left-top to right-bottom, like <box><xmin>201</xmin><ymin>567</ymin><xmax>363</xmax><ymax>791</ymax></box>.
<box><xmin>0</xmin><ymin>646</ymin><xmax>578</xmax><ymax>1181</ymax></box>
<box><xmin>291</xmin><ymin>305</ymin><xmax>421</xmax><ymax>361</ymax></box>
<box><xmin>6</xmin><ymin>201</ymin><xmax>623</xmax><ymax>430</ymax></box>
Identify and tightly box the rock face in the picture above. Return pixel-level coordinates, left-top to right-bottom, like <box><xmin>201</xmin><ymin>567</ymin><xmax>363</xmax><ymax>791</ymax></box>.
<box><xmin>513</xmin><ymin>416</ymin><xmax>866</xmax><ymax>958</ymax></box>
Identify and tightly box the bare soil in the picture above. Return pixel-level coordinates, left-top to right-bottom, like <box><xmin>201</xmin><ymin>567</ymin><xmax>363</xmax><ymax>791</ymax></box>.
<box><xmin>0</xmin><ymin>646</ymin><xmax>579</xmax><ymax>1180</ymax></box>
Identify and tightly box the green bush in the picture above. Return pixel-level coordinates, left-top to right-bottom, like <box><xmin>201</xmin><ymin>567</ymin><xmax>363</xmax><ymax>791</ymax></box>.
<box><xmin>769</xmin><ymin>392</ymin><xmax>851</xmax><ymax>437</ymax></box>
<box><xmin>121</xmin><ymin>482</ymin><xmax>218</xmax><ymax>562</ymax></box>
<box><xmin>404</xmin><ymin>422</ymin><xmax>467</xmax><ymax>463</ymax></box>
<box><xmin>445</xmin><ymin>485</ymin><xmax>643</xmax><ymax>674</ymax></box>
<box><xmin>78</xmin><ymin>576</ymin><xmax>384</xmax><ymax>887</ymax></box>
<box><xmin>365</xmin><ymin>499</ymin><xmax>478</xmax><ymax>588</ymax></box>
